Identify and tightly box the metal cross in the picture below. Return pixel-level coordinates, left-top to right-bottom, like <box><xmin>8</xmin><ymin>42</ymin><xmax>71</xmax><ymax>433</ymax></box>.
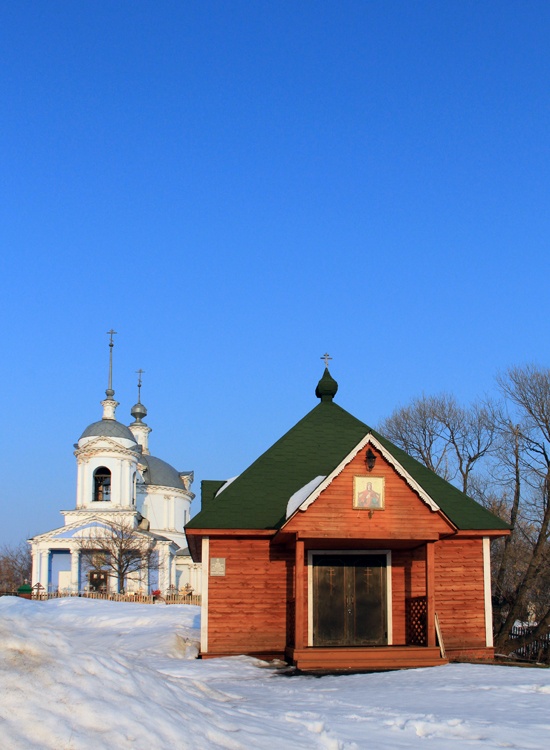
<box><xmin>321</xmin><ymin>352</ymin><xmax>332</xmax><ymax>367</ymax></box>
<box><xmin>136</xmin><ymin>369</ymin><xmax>145</xmax><ymax>401</ymax></box>
<box><xmin>105</xmin><ymin>329</ymin><xmax>117</xmax><ymax>397</ymax></box>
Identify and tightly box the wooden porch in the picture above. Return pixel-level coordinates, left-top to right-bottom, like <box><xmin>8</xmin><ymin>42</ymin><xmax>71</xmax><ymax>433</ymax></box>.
<box><xmin>286</xmin><ymin>645</ymin><xmax>447</xmax><ymax>671</ymax></box>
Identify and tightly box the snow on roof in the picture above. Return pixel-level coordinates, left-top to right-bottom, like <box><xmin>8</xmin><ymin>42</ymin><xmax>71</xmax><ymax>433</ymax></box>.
<box><xmin>286</xmin><ymin>475</ymin><xmax>326</xmax><ymax>519</ymax></box>
<box><xmin>215</xmin><ymin>475</ymin><xmax>239</xmax><ymax>497</ymax></box>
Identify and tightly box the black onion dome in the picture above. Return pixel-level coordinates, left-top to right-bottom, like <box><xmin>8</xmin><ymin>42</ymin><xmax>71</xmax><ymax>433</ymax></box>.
<box><xmin>315</xmin><ymin>368</ymin><xmax>338</xmax><ymax>402</ymax></box>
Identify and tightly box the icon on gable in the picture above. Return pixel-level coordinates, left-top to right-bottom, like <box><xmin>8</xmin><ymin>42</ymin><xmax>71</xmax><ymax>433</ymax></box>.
<box><xmin>353</xmin><ymin>476</ymin><xmax>385</xmax><ymax>510</ymax></box>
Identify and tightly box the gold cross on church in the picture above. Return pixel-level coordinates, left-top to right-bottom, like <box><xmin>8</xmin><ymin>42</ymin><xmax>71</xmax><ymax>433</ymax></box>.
<box><xmin>321</xmin><ymin>352</ymin><xmax>332</xmax><ymax>367</ymax></box>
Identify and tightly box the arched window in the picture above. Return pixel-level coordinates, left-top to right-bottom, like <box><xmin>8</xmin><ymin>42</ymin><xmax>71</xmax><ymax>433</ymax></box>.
<box><xmin>93</xmin><ymin>467</ymin><xmax>111</xmax><ymax>502</ymax></box>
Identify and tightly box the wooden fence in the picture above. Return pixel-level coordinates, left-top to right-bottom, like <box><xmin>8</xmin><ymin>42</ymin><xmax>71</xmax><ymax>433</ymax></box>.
<box><xmin>26</xmin><ymin>590</ymin><xmax>201</xmax><ymax>606</ymax></box>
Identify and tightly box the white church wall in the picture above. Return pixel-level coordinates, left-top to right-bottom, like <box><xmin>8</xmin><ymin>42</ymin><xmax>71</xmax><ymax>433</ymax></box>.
<box><xmin>142</xmin><ymin>488</ymin><xmax>190</xmax><ymax>533</ymax></box>
<box><xmin>50</xmin><ymin>550</ymin><xmax>71</xmax><ymax>590</ymax></box>
<box><xmin>77</xmin><ymin>453</ymin><xmax>137</xmax><ymax>509</ymax></box>
<box><xmin>174</xmin><ymin>556</ymin><xmax>202</xmax><ymax>594</ymax></box>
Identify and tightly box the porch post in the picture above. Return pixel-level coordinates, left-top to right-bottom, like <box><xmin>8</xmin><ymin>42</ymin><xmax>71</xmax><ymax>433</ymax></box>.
<box><xmin>482</xmin><ymin>537</ymin><xmax>494</xmax><ymax>647</ymax></box>
<box><xmin>200</xmin><ymin>537</ymin><xmax>209</xmax><ymax>655</ymax></box>
<box><xmin>426</xmin><ymin>541</ymin><xmax>436</xmax><ymax>647</ymax></box>
<box><xmin>294</xmin><ymin>538</ymin><xmax>305</xmax><ymax>650</ymax></box>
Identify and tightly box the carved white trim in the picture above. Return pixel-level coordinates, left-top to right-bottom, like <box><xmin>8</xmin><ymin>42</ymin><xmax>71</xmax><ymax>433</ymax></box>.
<box><xmin>201</xmin><ymin>537</ymin><xmax>209</xmax><ymax>654</ymax></box>
<box><xmin>75</xmin><ymin>441</ymin><xmax>140</xmax><ymax>460</ymax></box>
<box><xmin>142</xmin><ymin>484</ymin><xmax>194</xmax><ymax>499</ymax></box>
<box><xmin>285</xmin><ymin>432</ymin><xmax>440</xmax><ymax>522</ymax></box>
<box><xmin>30</xmin><ymin>511</ymin><xmax>141</xmax><ymax>542</ymax></box>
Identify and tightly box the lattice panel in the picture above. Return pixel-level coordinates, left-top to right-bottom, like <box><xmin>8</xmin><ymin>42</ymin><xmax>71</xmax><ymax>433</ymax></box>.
<box><xmin>406</xmin><ymin>596</ymin><xmax>427</xmax><ymax>646</ymax></box>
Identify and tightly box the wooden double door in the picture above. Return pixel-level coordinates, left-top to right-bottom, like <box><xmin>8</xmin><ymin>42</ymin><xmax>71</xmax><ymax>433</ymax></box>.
<box><xmin>312</xmin><ymin>553</ymin><xmax>387</xmax><ymax>647</ymax></box>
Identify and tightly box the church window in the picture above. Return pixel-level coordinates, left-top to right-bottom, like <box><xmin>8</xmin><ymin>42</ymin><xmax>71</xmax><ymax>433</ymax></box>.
<box><xmin>93</xmin><ymin>467</ymin><xmax>111</xmax><ymax>502</ymax></box>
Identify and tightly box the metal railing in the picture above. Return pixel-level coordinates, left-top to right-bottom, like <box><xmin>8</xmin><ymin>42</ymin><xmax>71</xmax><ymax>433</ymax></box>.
<box><xmin>509</xmin><ymin>625</ymin><xmax>549</xmax><ymax>663</ymax></box>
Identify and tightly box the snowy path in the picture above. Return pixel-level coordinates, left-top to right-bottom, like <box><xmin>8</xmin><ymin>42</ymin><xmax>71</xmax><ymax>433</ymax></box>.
<box><xmin>1</xmin><ymin>597</ymin><xmax>549</xmax><ymax>749</ymax></box>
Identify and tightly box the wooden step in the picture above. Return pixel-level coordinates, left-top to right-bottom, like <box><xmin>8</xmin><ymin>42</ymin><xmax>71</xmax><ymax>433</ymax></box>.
<box><xmin>287</xmin><ymin>646</ymin><xmax>447</xmax><ymax>671</ymax></box>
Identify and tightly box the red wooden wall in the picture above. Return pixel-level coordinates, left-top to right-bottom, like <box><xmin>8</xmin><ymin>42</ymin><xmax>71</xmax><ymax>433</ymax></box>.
<box><xmin>206</xmin><ymin>537</ymin><xmax>291</xmax><ymax>655</ymax></box>
<box><xmin>434</xmin><ymin>538</ymin><xmax>487</xmax><ymax>649</ymax></box>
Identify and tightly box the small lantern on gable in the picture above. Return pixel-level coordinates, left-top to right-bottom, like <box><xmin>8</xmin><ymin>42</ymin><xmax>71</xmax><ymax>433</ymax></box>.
<box><xmin>365</xmin><ymin>448</ymin><xmax>376</xmax><ymax>472</ymax></box>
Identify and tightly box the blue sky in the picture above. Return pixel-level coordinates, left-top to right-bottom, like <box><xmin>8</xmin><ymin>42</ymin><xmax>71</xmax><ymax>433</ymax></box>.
<box><xmin>1</xmin><ymin>1</ymin><xmax>550</xmax><ymax>545</ymax></box>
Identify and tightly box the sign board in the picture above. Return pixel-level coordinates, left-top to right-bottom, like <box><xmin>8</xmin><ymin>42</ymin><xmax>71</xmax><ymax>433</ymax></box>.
<box><xmin>210</xmin><ymin>557</ymin><xmax>226</xmax><ymax>576</ymax></box>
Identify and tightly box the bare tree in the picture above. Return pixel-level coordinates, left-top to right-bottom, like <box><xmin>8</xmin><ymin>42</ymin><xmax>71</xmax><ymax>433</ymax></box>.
<box><xmin>379</xmin><ymin>369</ymin><xmax>550</xmax><ymax>660</ymax></box>
<box><xmin>491</xmin><ymin>366</ymin><xmax>550</xmax><ymax>655</ymax></box>
<box><xmin>379</xmin><ymin>394</ymin><xmax>496</xmax><ymax>494</ymax></box>
<box><xmin>79</xmin><ymin>518</ymin><xmax>157</xmax><ymax>594</ymax></box>
<box><xmin>440</xmin><ymin>399</ymin><xmax>497</xmax><ymax>494</ymax></box>
<box><xmin>379</xmin><ymin>395</ymin><xmax>455</xmax><ymax>479</ymax></box>
<box><xmin>0</xmin><ymin>542</ymin><xmax>32</xmax><ymax>591</ymax></box>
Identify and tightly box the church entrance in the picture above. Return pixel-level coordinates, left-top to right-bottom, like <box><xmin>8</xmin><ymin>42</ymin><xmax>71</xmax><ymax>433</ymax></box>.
<box><xmin>312</xmin><ymin>553</ymin><xmax>387</xmax><ymax>647</ymax></box>
<box><xmin>88</xmin><ymin>570</ymin><xmax>108</xmax><ymax>593</ymax></box>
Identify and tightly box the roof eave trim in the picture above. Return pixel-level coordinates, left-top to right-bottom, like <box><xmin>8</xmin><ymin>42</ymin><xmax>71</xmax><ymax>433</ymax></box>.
<box><xmin>281</xmin><ymin>432</ymin><xmax>441</xmax><ymax>527</ymax></box>
<box><xmin>449</xmin><ymin>527</ymin><xmax>511</xmax><ymax>537</ymax></box>
<box><xmin>185</xmin><ymin>528</ymin><xmax>275</xmax><ymax>536</ymax></box>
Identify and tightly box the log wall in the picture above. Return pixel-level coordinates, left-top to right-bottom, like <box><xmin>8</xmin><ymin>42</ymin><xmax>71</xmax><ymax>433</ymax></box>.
<box><xmin>434</xmin><ymin>537</ymin><xmax>487</xmax><ymax>649</ymax></box>
<box><xmin>205</xmin><ymin>536</ymin><xmax>489</xmax><ymax>655</ymax></box>
<box><xmin>206</xmin><ymin>537</ymin><xmax>291</xmax><ymax>655</ymax></box>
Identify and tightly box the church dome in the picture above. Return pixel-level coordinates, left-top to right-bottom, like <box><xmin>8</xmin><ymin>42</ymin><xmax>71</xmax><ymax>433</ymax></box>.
<box><xmin>79</xmin><ymin>420</ymin><xmax>138</xmax><ymax>443</ymax></box>
<box><xmin>315</xmin><ymin>367</ymin><xmax>338</xmax><ymax>402</ymax></box>
<box><xmin>139</xmin><ymin>454</ymin><xmax>185</xmax><ymax>490</ymax></box>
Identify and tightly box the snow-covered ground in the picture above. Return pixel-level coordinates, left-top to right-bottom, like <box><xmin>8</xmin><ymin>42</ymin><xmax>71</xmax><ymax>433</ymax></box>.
<box><xmin>1</xmin><ymin>598</ymin><xmax>549</xmax><ymax>750</ymax></box>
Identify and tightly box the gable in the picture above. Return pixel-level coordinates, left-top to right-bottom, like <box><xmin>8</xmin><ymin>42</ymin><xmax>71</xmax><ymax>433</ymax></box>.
<box><xmin>283</xmin><ymin>444</ymin><xmax>454</xmax><ymax>539</ymax></box>
<box><xmin>285</xmin><ymin>433</ymin><xmax>441</xmax><ymax>520</ymax></box>
<box><xmin>30</xmin><ymin>517</ymin><xmax>116</xmax><ymax>543</ymax></box>
<box><xmin>53</xmin><ymin>521</ymin><xmax>112</xmax><ymax>539</ymax></box>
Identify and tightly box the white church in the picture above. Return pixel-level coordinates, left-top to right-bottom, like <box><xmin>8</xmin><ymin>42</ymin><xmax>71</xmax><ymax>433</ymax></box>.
<box><xmin>29</xmin><ymin>334</ymin><xmax>201</xmax><ymax>596</ymax></box>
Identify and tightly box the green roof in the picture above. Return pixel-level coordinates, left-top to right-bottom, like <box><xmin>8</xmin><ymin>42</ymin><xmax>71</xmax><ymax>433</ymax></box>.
<box><xmin>187</xmin><ymin>377</ymin><xmax>509</xmax><ymax>533</ymax></box>
<box><xmin>188</xmin><ymin>399</ymin><xmax>369</xmax><ymax>530</ymax></box>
